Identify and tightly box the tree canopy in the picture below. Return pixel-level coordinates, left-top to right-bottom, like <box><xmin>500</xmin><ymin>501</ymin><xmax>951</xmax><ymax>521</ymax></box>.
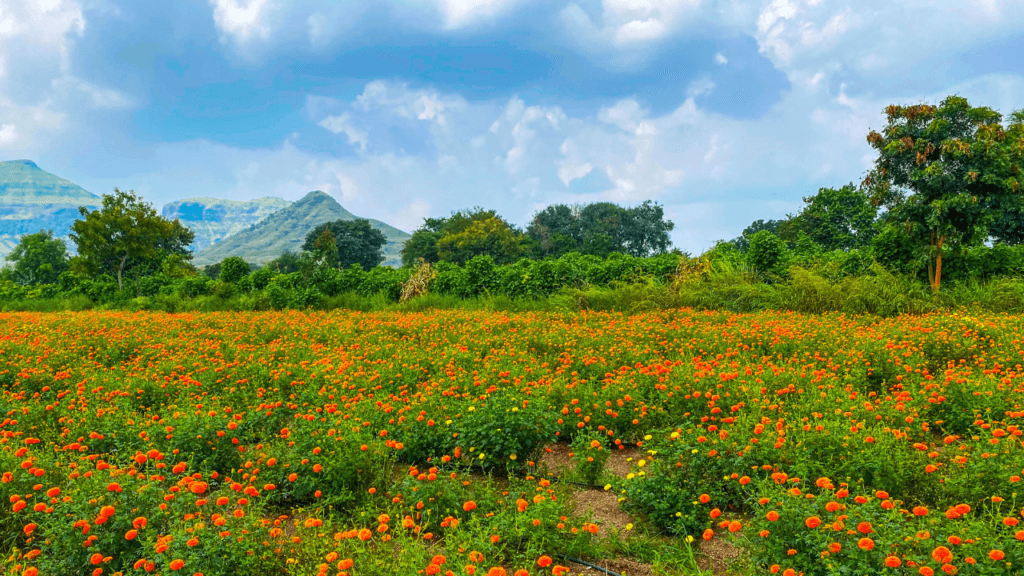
<box><xmin>864</xmin><ymin>96</ymin><xmax>1023</xmax><ymax>292</ymax></box>
<box><xmin>402</xmin><ymin>208</ymin><xmax>522</xmax><ymax>266</ymax></box>
<box><xmin>4</xmin><ymin>230</ymin><xmax>69</xmax><ymax>285</ymax></box>
<box><xmin>70</xmin><ymin>188</ymin><xmax>195</xmax><ymax>291</ymax></box>
<box><xmin>526</xmin><ymin>200</ymin><xmax>674</xmax><ymax>258</ymax></box>
<box><xmin>303</xmin><ymin>219</ymin><xmax>387</xmax><ymax>270</ymax></box>
<box><xmin>791</xmin><ymin>184</ymin><xmax>878</xmax><ymax>252</ymax></box>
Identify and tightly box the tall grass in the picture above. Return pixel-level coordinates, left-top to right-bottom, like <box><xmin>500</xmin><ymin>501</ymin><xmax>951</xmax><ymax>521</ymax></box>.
<box><xmin>7</xmin><ymin>264</ymin><xmax>1024</xmax><ymax>317</ymax></box>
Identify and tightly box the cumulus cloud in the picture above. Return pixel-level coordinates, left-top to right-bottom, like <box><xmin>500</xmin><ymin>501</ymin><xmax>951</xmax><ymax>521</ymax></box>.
<box><xmin>210</xmin><ymin>0</ymin><xmax>272</xmax><ymax>45</ymax></box>
<box><xmin>318</xmin><ymin>113</ymin><xmax>369</xmax><ymax>151</ymax></box>
<box><xmin>436</xmin><ymin>0</ymin><xmax>519</xmax><ymax>29</ymax></box>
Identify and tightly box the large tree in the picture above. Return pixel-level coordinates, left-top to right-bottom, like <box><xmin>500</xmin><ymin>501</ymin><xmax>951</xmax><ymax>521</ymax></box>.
<box><xmin>864</xmin><ymin>96</ymin><xmax>1022</xmax><ymax>292</ymax></box>
<box><xmin>401</xmin><ymin>208</ymin><xmax>519</xmax><ymax>266</ymax></box>
<box><xmin>303</xmin><ymin>219</ymin><xmax>387</xmax><ymax>270</ymax></box>
<box><xmin>792</xmin><ymin>184</ymin><xmax>878</xmax><ymax>251</ymax></box>
<box><xmin>979</xmin><ymin>110</ymin><xmax>1024</xmax><ymax>245</ymax></box>
<box><xmin>621</xmin><ymin>200</ymin><xmax>675</xmax><ymax>257</ymax></box>
<box><xmin>527</xmin><ymin>200</ymin><xmax>674</xmax><ymax>258</ymax></box>
<box><xmin>70</xmin><ymin>188</ymin><xmax>195</xmax><ymax>291</ymax></box>
<box><xmin>4</xmin><ymin>230</ymin><xmax>69</xmax><ymax>285</ymax></box>
<box><xmin>526</xmin><ymin>204</ymin><xmax>579</xmax><ymax>258</ymax></box>
<box><xmin>436</xmin><ymin>217</ymin><xmax>523</xmax><ymax>265</ymax></box>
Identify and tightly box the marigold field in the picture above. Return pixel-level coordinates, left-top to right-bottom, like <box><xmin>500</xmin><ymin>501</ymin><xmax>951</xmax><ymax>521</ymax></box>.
<box><xmin>1</xmin><ymin>309</ymin><xmax>1023</xmax><ymax>576</ymax></box>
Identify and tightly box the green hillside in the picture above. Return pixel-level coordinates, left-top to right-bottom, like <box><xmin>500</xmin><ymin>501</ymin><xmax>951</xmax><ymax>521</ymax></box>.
<box><xmin>193</xmin><ymin>191</ymin><xmax>410</xmax><ymax>267</ymax></box>
<box><xmin>0</xmin><ymin>160</ymin><xmax>100</xmax><ymax>262</ymax></box>
<box><xmin>162</xmin><ymin>197</ymin><xmax>292</xmax><ymax>253</ymax></box>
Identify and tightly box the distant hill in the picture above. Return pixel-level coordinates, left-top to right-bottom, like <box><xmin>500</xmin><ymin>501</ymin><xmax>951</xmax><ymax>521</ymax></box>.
<box><xmin>0</xmin><ymin>159</ymin><xmax>101</xmax><ymax>262</ymax></box>
<box><xmin>162</xmin><ymin>197</ymin><xmax>292</xmax><ymax>253</ymax></box>
<box><xmin>193</xmin><ymin>191</ymin><xmax>410</xmax><ymax>267</ymax></box>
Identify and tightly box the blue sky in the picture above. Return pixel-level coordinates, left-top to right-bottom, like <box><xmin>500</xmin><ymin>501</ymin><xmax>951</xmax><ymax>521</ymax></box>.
<box><xmin>2</xmin><ymin>0</ymin><xmax>1024</xmax><ymax>253</ymax></box>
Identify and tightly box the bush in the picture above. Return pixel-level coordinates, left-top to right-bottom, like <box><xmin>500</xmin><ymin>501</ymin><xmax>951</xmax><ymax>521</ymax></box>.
<box><xmin>455</xmin><ymin>391</ymin><xmax>557</xmax><ymax>472</ymax></box>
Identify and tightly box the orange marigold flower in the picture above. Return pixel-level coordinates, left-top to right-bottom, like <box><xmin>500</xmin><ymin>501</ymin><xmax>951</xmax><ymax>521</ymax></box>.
<box><xmin>932</xmin><ymin>546</ymin><xmax>952</xmax><ymax>563</ymax></box>
<box><xmin>805</xmin><ymin>516</ymin><xmax>821</xmax><ymax>529</ymax></box>
<box><xmin>858</xmin><ymin>538</ymin><xmax>875</xmax><ymax>551</ymax></box>
<box><xmin>885</xmin><ymin>556</ymin><xmax>902</xmax><ymax>568</ymax></box>
<box><xmin>989</xmin><ymin>550</ymin><xmax>1005</xmax><ymax>561</ymax></box>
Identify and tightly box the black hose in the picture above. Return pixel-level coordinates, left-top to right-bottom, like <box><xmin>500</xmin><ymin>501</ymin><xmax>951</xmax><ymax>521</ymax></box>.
<box><xmin>554</xmin><ymin>554</ymin><xmax>622</xmax><ymax>576</ymax></box>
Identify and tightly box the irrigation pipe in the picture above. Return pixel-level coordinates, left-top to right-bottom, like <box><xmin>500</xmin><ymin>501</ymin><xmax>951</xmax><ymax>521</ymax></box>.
<box><xmin>553</xmin><ymin>554</ymin><xmax>622</xmax><ymax>576</ymax></box>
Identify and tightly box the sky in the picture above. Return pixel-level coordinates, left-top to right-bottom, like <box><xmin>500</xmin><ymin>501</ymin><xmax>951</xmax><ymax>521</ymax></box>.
<box><xmin>2</xmin><ymin>0</ymin><xmax>1024</xmax><ymax>253</ymax></box>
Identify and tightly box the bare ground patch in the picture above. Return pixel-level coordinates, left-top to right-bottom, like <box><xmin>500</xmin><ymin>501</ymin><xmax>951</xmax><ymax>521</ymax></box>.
<box><xmin>697</xmin><ymin>531</ymin><xmax>742</xmax><ymax>576</ymax></box>
<box><xmin>540</xmin><ymin>443</ymin><xmax>640</xmax><ymax>479</ymax></box>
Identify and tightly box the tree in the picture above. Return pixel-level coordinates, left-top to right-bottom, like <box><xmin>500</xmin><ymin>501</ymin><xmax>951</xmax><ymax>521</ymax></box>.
<box><xmin>219</xmin><ymin>257</ymin><xmax>251</xmax><ymax>284</ymax></box>
<box><xmin>70</xmin><ymin>188</ymin><xmax>195</xmax><ymax>291</ymax></box>
<box><xmin>979</xmin><ymin>110</ymin><xmax>1024</xmax><ymax>245</ymax></box>
<box><xmin>793</xmin><ymin>184</ymin><xmax>878</xmax><ymax>251</ymax></box>
<box><xmin>436</xmin><ymin>217</ymin><xmax>523</xmax><ymax>265</ymax></box>
<box><xmin>527</xmin><ymin>204</ymin><xmax>579</xmax><ymax>258</ymax></box>
<box><xmin>731</xmin><ymin>219</ymin><xmax>789</xmax><ymax>251</ymax></box>
<box><xmin>864</xmin><ymin>96</ymin><xmax>1022</xmax><ymax>292</ymax></box>
<box><xmin>303</xmin><ymin>219</ymin><xmax>387</xmax><ymax>270</ymax></box>
<box><xmin>402</xmin><ymin>208</ymin><xmax>518</xmax><ymax>266</ymax></box>
<box><xmin>267</xmin><ymin>250</ymin><xmax>302</xmax><ymax>274</ymax></box>
<box><xmin>4</xmin><ymin>230</ymin><xmax>69</xmax><ymax>285</ymax></box>
<box><xmin>621</xmin><ymin>200</ymin><xmax>675</xmax><ymax>257</ymax></box>
<box><xmin>747</xmin><ymin>230</ymin><xmax>788</xmax><ymax>276</ymax></box>
<box><xmin>577</xmin><ymin>203</ymin><xmax>627</xmax><ymax>256</ymax></box>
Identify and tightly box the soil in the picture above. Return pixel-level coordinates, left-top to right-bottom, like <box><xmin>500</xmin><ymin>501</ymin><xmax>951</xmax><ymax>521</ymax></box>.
<box><xmin>697</xmin><ymin>531</ymin><xmax>742</xmax><ymax>576</ymax></box>
<box><xmin>540</xmin><ymin>443</ymin><xmax>640</xmax><ymax>479</ymax></box>
<box><xmin>571</xmin><ymin>488</ymin><xmax>636</xmax><ymax>537</ymax></box>
<box><xmin>564</xmin><ymin>556</ymin><xmax>654</xmax><ymax>576</ymax></box>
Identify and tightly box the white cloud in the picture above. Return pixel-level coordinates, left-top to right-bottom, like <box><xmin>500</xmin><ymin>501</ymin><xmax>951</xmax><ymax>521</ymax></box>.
<box><xmin>51</xmin><ymin>76</ymin><xmax>135</xmax><ymax>109</ymax></box>
<box><xmin>0</xmin><ymin>0</ymin><xmax>98</xmax><ymax>155</ymax></box>
<box><xmin>318</xmin><ymin>113</ymin><xmax>369</xmax><ymax>151</ymax></box>
<box><xmin>558</xmin><ymin>162</ymin><xmax>593</xmax><ymax>186</ymax></box>
<box><xmin>354</xmin><ymin>80</ymin><xmax>466</xmax><ymax>128</ymax></box>
<box><xmin>210</xmin><ymin>0</ymin><xmax>272</xmax><ymax>45</ymax></box>
<box><xmin>599</xmin><ymin>99</ymin><xmax>647</xmax><ymax>132</ymax></box>
<box><xmin>714</xmin><ymin>52</ymin><xmax>728</xmax><ymax>65</ymax></box>
<box><xmin>437</xmin><ymin>0</ymin><xmax>517</xmax><ymax>29</ymax></box>
<box><xmin>0</xmin><ymin>123</ymin><xmax>16</xmax><ymax>147</ymax></box>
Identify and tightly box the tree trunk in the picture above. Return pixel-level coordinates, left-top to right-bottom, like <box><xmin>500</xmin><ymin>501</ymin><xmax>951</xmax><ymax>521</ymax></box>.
<box><xmin>933</xmin><ymin>236</ymin><xmax>945</xmax><ymax>294</ymax></box>
<box><xmin>926</xmin><ymin>231</ymin><xmax>935</xmax><ymax>290</ymax></box>
<box><xmin>117</xmin><ymin>253</ymin><xmax>128</xmax><ymax>291</ymax></box>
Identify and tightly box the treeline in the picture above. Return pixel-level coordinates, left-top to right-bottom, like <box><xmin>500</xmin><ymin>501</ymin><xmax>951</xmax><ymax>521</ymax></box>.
<box><xmin>3</xmin><ymin>94</ymin><xmax>1024</xmax><ymax>315</ymax></box>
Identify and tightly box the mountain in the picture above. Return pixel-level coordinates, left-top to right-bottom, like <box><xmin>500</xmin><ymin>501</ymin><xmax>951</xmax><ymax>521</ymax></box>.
<box><xmin>162</xmin><ymin>197</ymin><xmax>292</xmax><ymax>253</ymax></box>
<box><xmin>0</xmin><ymin>160</ymin><xmax>101</xmax><ymax>262</ymax></box>
<box><xmin>192</xmin><ymin>191</ymin><xmax>410</xmax><ymax>267</ymax></box>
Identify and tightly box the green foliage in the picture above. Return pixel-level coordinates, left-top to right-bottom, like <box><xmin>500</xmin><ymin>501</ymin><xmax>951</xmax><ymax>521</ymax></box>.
<box><xmin>219</xmin><ymin>256</ymin><xmax>251</xmax><ymax>284</ymax></box>
<box><xmin>528</xmin><ymin>201</ymin><xmax>675</xmax><ymax>259</ymax></box>
<box><xmin>793</xmin><ymin>184</ymin><xmax>878</xmax><ymax>251</ymax></box>
<box><xmin>747</xmin><ymin>230</ymin><xmax>789</xmax><ymax>276</ymax></box>
<box><xmin>456</xmin><ymin>391</ymin><xmax>556</xmax><ymax>472</ymax></box>
<box><xmin>303</xmin><ymin>218</ymin><xmax>387</xmax><ymax>271</ymax></box>
<box><xmin>436</xmin><ymin>217</ymin><xmax>524</xmax><ymax>265</ymax></box>
<box><xmin>864</xmin><ymin>96</ymin><xmax>1023</xmax><ymax>292</ymax></box>
<box><xmin>4</xmin><ymin>229</ymin><xmax>69</xmax><ymax>285</ymax></box>
<box><xmin>568</xmin><ymin>429</ymin><xmax>611</xmax><ymax>487</ymax></box>
<box><xmin>70</xmin><ymin>188</ymin><xmax>195</xmax><ymax>292</ymax></box>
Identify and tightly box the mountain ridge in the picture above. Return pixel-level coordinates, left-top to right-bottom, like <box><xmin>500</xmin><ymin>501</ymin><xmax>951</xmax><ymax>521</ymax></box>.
<box><xmin>192</xmin><ymin>191</ymin><xmax>410</xmax><ymax>267</ymax></box>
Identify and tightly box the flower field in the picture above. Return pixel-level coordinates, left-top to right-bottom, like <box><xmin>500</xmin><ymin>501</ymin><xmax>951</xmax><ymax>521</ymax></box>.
<box><xmin>1</xmin><ymin>309</ymin><xmax>1023</xmax><ymax>576</ymax></box>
